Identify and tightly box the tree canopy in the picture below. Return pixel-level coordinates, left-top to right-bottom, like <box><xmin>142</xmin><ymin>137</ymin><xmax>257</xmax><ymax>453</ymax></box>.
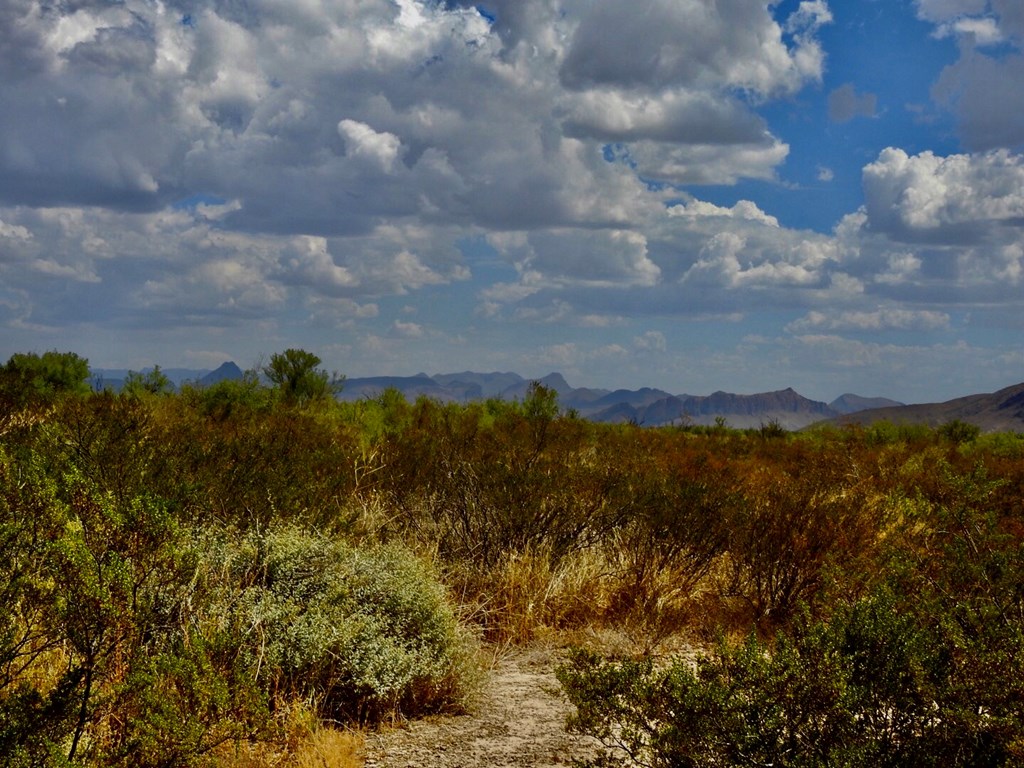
<box><xmin>262</xmin><ymin>348</ymin><xmax>343</xmax><ymax>404</ymax></box>
<box><xmin>1</xmin><ymin>350</ymin><xmax>91</xmax><ymax>404</ymax></box>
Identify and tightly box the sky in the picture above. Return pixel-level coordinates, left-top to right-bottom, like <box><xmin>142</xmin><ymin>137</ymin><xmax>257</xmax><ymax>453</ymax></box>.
<box><xmin>1</xmin><ymin>0</ymin><xmax>1023</xmax><ymax>404</ymax></box>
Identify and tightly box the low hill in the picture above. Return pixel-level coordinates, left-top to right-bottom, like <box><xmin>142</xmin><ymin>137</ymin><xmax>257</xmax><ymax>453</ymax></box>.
<box><xmin>834</xmin><ymin>382</ymin><xmax>1024</xmax><ymax>433</ymax></box>
<box><xmin>592</xmin><ymin>388</ymin><xmax>840</xmax><ymax>430</ymax></box>
<box><xmin>338</xmin><ymin>374</ymin><xmax>459</xmax><ymax>402</ymax></box>
<box><xmin>431</xmin><ymin>371</ymin><xmax>525</xmax><ymax>398</ymax></box>
<box><xmin>829</xmin><ymin>393</ymin><xmax>904</xmax><ymax>415</ymax></box>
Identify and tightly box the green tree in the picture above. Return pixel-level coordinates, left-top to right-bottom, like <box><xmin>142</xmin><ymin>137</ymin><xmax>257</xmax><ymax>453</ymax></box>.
<box><xmin>938</xmin><ymin>419</ymin><xmax>981</xmax><ymax>445</ymax></box>
<box><xmin>263</xmin><ymin>349</ymin><xmax>343</xmax><ymax>405</ymax></box>
<box><xmin>122</xmin><ymin>365</ymin><xmax>174</xmax><ymax>397</ymax></box>
<box><xmin>0</xmin><ymin>350</ymin><xmax>91</xmax><ymax>405</ymax></box>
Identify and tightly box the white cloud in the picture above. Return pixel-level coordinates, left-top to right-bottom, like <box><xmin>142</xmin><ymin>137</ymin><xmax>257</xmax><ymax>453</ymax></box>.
<box><xmin>680</xmin><ymin>229</ymin><xmax>837</xmax><ymax>290</ymax></box>
<box><xmin>915</xmin><ymin>0</ymin><xmax>988</xmax><ymax>24</ymax></box>
<box><xmin>863</xmin><ymin>147</ymin><xmax>1024</xmax><ymax>240</ymax></box>
<box><xmin>626</xmin><ymin>138</ymin><xmax>790</xmax><ymax>185</ymax></box>
<box><xmin>933</xmin><ymin>15</ymin><xmax>1005</xmax><ymax>44</ymax></box>
<box><xmin>497</xmin><ymin>229</ymin><xmax>661</xmax><ymax>289</ymax></box>
<box><xmin>305</xmin><ymin>295</ymin><xmax>380</xmax><ymax>329</ymax></box>
<box><xmin>559</xmin><ymin>0</ymin><xmax>830</xmax><ymax>95</ymax></box>
<box><xmin>0</xmin><ymin>0</ymin><xmax>816</xmax><ymax>235</ymax></box>
<box><xmin>634</xmin><ymin>330</ymin><xmax>668</xmax><ymax>353</ymax></box>
<box><xmin>2</xmin><ymin>0</ymin><xmax>1021</xmax><ymax>401</ymax></box>
<box><xmin>876</xmin><ymin>252</ymin><xmax>924</xmax><ymax>284</ymax></box>
<box><xmin>786</xmin><ymin>1</ymin><xmax>835</xmax><ymax>33</ymax></box>
<box><xmin>282</xmin><ymin>237</ymin><xmax>358</xmax><ymax>293</ymax></box>
<box><xmin>786</xmin><ymin>308</ymin><xmax>951</xmax><ymax>332</ymax></box>
<box><xmin>562</xmin><ymin>88</ymin><xmax>769</xmax><ymax>144</ymax></box>
<box><xmin>392</xmin><ymin>319</ymin><xmax>424</xmax><ymax>338</ymax></box>
<box><xmin>668</xmin><ymin>199</ymin><xmax>780</xmax><ymax>227</ymax></box>
<box><xmin>0</xmin><ymin>218</ymin><xmax>33</xmax><ymax>243</ymax></box>
<box><xmin>338</xmin><ymin>119</ymin><xmax>404</xmax><ymax>172</ymax></box>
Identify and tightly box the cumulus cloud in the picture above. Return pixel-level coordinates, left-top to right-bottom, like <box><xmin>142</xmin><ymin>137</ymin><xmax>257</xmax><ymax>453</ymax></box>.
<box><xmin>668</xmin><ymin>199</ymin><xmax>780</xmax><ymax>227</ymax></box>
<box><xmin>624</xmin><ymin>138</ymin><xmax>791</xmax><ymax>185</ymax></box>
<box><xmin>488</xmin><ymin>229</ymin><xmax>660</xmax><ymax>289</ymax></box>
<box><xmin>6</xmin><ymin>0</ymin><xmax>1022</xmax><ymax>399</ymax></box>
<box><xmin>562</xmin><ymin>89</ymin><xmax>769</xmax><ymax>145</ymax></box>
<box><xmin>862</xmin><ymin>147</ymin><xmax>1024</xmax><ymax>241</ymax></box>
<box><xmin>560</xmin><ymin>0</ymin><xmax>829</xmax><ymax>95</ymax></box>
<box><xmin>683</xmin><ymin>232</ymin><xmax>826</xmax><ymax>289</ymax></box>
<box><xmin>0</xmin><ymin>203</ymin><xmax>469</xmax><ymax>332</ymax></box>
<box><xmin>3</xmin><ymin>0</ymin><xmax>805</xmax><ymax>238</ymax></box>
<box><xmin>338</xmin><ymin>120</ymin><xmax>404</xmax><ymax>171</ymax></box>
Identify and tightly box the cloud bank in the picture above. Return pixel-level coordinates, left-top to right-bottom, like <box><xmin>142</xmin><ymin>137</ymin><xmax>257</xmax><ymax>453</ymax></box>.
<box><xmin>0</xmin><ymin>0</ymin><xmax>1022</xmax><ymax>401</ymax></box>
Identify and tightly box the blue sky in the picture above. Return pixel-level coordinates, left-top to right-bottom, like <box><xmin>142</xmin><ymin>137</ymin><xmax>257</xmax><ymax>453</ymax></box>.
<box><xmin>2</xmin><ymin>0</ymin><xmax>1023</xmax><ymax>403</ymax></box>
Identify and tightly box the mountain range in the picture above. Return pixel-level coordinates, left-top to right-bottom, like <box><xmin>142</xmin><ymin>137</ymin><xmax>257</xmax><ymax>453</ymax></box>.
<box><xmin>337</xmin><ymin>370</ymin><xmax>902</xmax><ymax>430</ymax></box>
<box><xmin>90</xmin><ymin>363</ymin><xmax>1024</xmax><ymax>433</ymax></box>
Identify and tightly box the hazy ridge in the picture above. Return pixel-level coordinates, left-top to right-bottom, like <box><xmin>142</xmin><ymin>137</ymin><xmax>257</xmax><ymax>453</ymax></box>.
<box><xmin>90</xmin><ymin>363</ymin><xmax>1024</xmax><ymax>432</ymax></box>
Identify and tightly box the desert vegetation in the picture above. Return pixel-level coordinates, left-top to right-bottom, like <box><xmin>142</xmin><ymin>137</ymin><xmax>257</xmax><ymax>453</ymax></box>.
<box><xmin>1</xmin><ymin>350</ymin><xmax>1023</xmax><ymax>766</ymax></box>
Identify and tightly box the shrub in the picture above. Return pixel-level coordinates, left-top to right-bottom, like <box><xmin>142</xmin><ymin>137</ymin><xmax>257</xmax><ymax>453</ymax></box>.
<box><xmin>720</xmin><ymin>460</ymin><xmax>871</xmax><ymax>628</ymax></box>
<box><xmin>938</xmin><ymin>418</ymin><xmax>982</xmax><ymax>445</ymax></box>
<box><xmin>0</xmin><ymin>454</ymin><xmax>256</xmax><ymax>768</ymax></box>
<box><xmin>208</xmin><ymin>527</ymin><xmax>476</xmax><ymax>724</ymax></box>
<box><xmin>559</xmin><ymin>588</ymin><xmax>1024</xmax><ymax>768</ymax></box>
<box><xmin>558</xmin><ymin>464</ymin><xmax>1024</xmax><ymax>767</ymax></box>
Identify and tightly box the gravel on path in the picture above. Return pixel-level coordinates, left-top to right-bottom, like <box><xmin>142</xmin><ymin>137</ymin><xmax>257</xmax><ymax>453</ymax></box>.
<box><xmin>363</xmin><ymin>648</ymin><xmax>602</xmax><ymax>768</ymax></box>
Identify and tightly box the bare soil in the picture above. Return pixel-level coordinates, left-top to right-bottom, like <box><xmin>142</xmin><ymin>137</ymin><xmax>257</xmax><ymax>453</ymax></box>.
<box><xmin>363</xmin><ymin>648</ymin><xmax>602</xmax><ymax>768</ymax></box>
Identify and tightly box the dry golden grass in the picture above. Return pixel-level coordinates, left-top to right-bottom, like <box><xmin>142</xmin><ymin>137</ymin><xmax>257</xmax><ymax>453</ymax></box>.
<box><xmin>445</xmin><ymin>545</ymin><xmax>612</xmax><ymax>645</ymax></box>
<box><xmin>208</xmin><ymin>729</ymin><xmax>365</xmax><ymax>768</ymax></box>
<box><xmin>290</xmin><ymin>728</ymin><xmax>365</xmax><ymax>768</ymax></box>
<box><xmin>207</xmin><ymin>697</ymin><xmax>366</xmax><ymax>768</ymax></box>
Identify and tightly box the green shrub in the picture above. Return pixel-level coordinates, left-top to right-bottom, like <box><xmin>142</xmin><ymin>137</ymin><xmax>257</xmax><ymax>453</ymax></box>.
<box><xmin>208</xmin><ymin>526</ymin><xmax>476</xmax><ymax>724</ymax></box>
<box><xmin>0</xmin><ymin>453</ymin><xmax>256</xmax><ymax>768</ymax></box>
<box><xmin>938</xmin><ymin>419</ymin><xmax>982</xmax><ymax>445</ymax></box>
<box><xmin>559</xmin><ymin>588</ymin><xmax>1023</xmax><ymax>767</ymax></box>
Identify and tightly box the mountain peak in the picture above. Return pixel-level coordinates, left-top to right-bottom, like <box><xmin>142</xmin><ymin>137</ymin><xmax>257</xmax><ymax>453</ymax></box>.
<box><xmin>538</xmin><ymin>372</ymin><xmax>572</xmax><ymax>393</ymax></box>
<box><xmin>200</xmin><ymin>361</ymin><xmax>244</xmax><ymax>386</ymax></box>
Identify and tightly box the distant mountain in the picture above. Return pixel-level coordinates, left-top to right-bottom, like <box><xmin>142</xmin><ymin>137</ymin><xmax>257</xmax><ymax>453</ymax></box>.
<box><xmin>591</xmin><ymin>388</ymin><xmax>840</xmax><ymax>430</ymax></box>
<box><xmin>92</xmin><ymin>365</ymin><xmax>225</xmax><ymax>391</ymax></box>
<box><xmin>431</xmin><ymin>371</ymin><xmax>525</xmax><ymax>398</ymax></box>
<box><xmin>498</xmin><ymin>372</ymin><xmax>575</xmax><ymax>401</ymax></box>
<box><xmin>199</xmin><ymin>361</ymin><xmax>244</xmax><ymax>386</ymax></box>
<box><xmin>829</xmin><ymin>393</ymin><xmax>904</xmax><ymax>415</ymax></box>
<box><xmin>834</xmin><ymin>382</ymin><xmax>1024</xmax><ymax>433</ymax></box>
<box><xmin>577</xmin><ymin>387</ymin><xmax>674</xmax><ymax>412</ymax></box>
<box><xmin>338</xmin><ymin>374</ymin><xmax>455</xmax><ymax>402</ymax></box>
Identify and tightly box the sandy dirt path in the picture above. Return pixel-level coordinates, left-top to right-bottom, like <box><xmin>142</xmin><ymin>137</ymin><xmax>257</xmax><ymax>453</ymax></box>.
<box><xmin>363</xmin><ymin>648</ymin><xmax>602</xmax><ymax>768</ymax></box>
